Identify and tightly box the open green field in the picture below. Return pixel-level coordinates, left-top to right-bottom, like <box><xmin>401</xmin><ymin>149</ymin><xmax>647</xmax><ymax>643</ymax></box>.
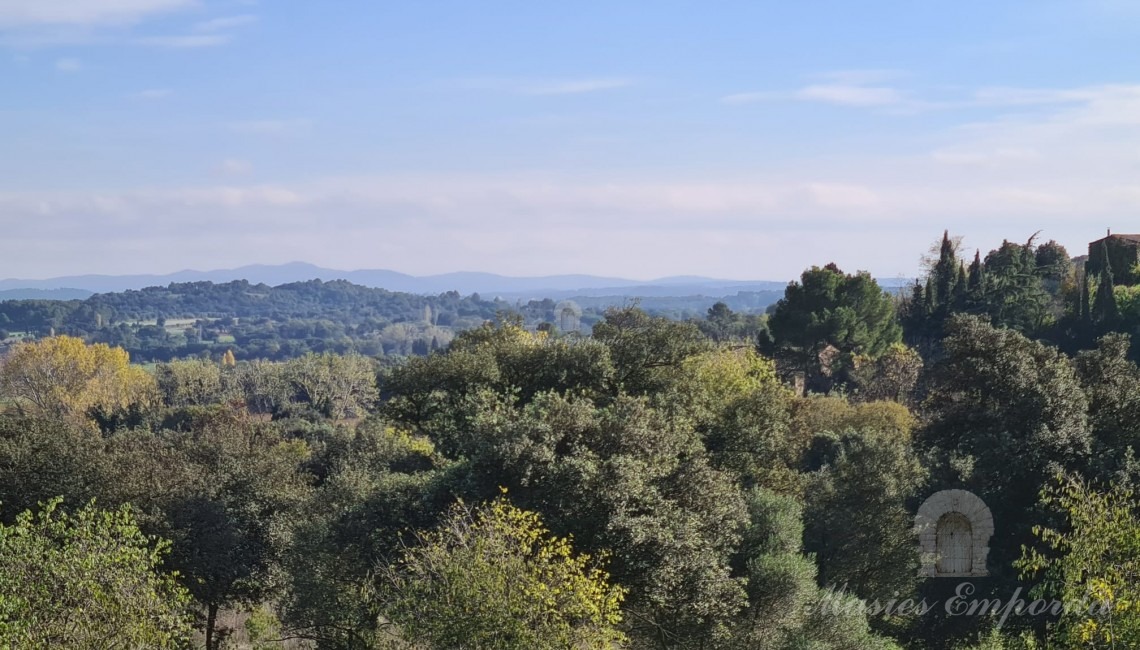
<box><xmin>0</xmin><ymin>331</ymin><xmax>32</xmax><ymax>344</ymax></box>
<box><xmin>126</xmin><ymin>317</ymin><xmax>206</xmax><ymax>331</ymax></box>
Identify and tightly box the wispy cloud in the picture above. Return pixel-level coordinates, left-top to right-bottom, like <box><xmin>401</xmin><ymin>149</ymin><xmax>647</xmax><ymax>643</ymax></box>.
<box><xmin>724</xmin><ymin>70</ymin><xmax>912</xmax><ymax>107</ymax></box>
<box><xmin>217</xmin><ymin>159</ymin><xmax>254</xmax><ymax>176</ymax></box>
<box><xmin>193</xmin><ymin>14</ymin><xmax>258</xmax><ymax>32</ymax></box>
<box><xmin>723</xmin><ymin>72</ymin><xmax>1128</xmax><ymax>115</ymax></box>
<box><xmin>723</xmin><ymin>81</ymin><xmax>907</xmax><ymax>108</ymax></box>
<box><xmin>968</xmin><ymin>87</ymin><xmax>1094</xmax><ymax>107</ymax></box>
<box><xmin>54</xmin><ymin>57</ymin><xmax>82</xmax><ymax>72</ymax></box>
<box><xmin>134</xmin><ymin>12</ymin><xmax>257</xmax><ymax>49</ymax></box>
<box><xmin>815</xmin><ymin>69</ymin><xmax>908</xmax><ymax>85</ymax></box>
<box><xmin>228</xmin><ymin>119</ymin><xmax>312</xmax><ymax>135</ymax></box>
<box><xmin>132</xmin><ymin>88</ymin><xmax>173</xmax><ymax>99</ymax></box>
<box><xmin>6</xmin><ymin>75</ymin><xmax>1140</xmax><ymax>280</ymax></box>
<box><xmin>458</xmin><ymin>76</ymin><xmax>633</xmax><ymax>96</ymax></box>
<box><xmin>0</xmin><ymin>0</ymin><xmax>192</xmax><ymax>27</ymax></box>
<box><xmin>798</xmin><ymin>84</ymin><xmax>904</xmax><ymax>107</ymax></box>
<box><xmin>720</xmin><ymin>91</ymin><xmax>776</xmax><ymax>105</ymax></box>
<box><xmin>136</xmin><ymin>34</ymin><xmax>231</xmax><ymax>48</ymax></box>
<box><xmin>522</xmin><ymin>78</ymin><xmax>632</xmax><ymax>95</ymax></box>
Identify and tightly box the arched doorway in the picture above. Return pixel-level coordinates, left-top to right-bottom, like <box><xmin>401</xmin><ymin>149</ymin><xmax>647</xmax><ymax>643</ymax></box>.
<box><xmin>935</xmin><ymin>512</ymin><xmax>973</xmax><ymax>574</ymax></box>
<box><xmin>915</xmin><ymin>489</ymin><xmax>994</xmax><ymax>578</ymax></box>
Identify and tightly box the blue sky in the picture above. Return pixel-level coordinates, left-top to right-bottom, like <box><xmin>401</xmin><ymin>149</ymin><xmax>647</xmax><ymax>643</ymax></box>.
<box><xmin>2</xmin><ymin>1</ymin><xmax>1140</xmax><ymax>280</ymax></box>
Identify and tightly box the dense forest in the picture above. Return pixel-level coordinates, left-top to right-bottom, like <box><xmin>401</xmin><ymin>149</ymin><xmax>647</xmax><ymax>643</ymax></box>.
<box><xmin>2</xmin><ymin>230</ymin><xmax>1140</xmax><ymax>649</ymax></box>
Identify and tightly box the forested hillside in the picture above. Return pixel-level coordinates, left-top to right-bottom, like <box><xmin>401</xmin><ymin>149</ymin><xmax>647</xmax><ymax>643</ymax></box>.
<box><xmin>0</xmin><ymin>279</ymin><xmax>777</xmax><ymax>362</ymax></box>
<box><xmin>2</xmin><ymin>231</ymin><xmax>1140</xmax><ymax>649</ymax></box>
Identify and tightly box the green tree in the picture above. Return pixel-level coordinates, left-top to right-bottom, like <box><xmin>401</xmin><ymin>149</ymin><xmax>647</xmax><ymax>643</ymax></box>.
<box><xmin>700</xmin><ymin>302</ymin><xmax>744</xmax><ymax>342</ymax></box>
<box><xmin>849</xmin><ymin>342</ymin><xmax>923</xmax><ymax>405</ymax></box>
<box><xmin>156</xmin><ymin>358</ymin><xmax>233</xmax><ymax>408</ymax></box>
<box><xmin>665</xmin><ymin>347</ymin><xmax>799</xmax><ymax>490</ymax></box>
<box><xmin>0</xmin><ymin>499</ymin><xmax>192</xmax><ymax>649</ymax></box>
<box><xmin>232</xmin><ymin>359</ymin><xmax>292</xmax><ymax>416</ymax></box>
<box><xmin>727</xmin><ymin>488</ymin><xmax>902</xmax><ymax>650</ymax></box>
<box><xmin>152</xmin><ymin>407</ymin><xmax>311</xmax><ymax>650</ymax></box>
<box><xmin>285</xmin><ymin>352</ymin><xmax>378</xmax><ymax>420</ymax></box>
<box><xmin>281</xmin><ymin>419</ymin><xmax>444</xmax><ymax>649</ymax></box>
<box><xmin>464</xmin><ymin>394</ymin><xmax>749</xmax><ymax>648</ymax></box>
<box><xmin>591</xmin><ymin>306</ymin><xmax>711</xmax><ymax>395</ymax></box>
<box><xmin>802</xmin><ymin>426</ymin><xmax>927</xmax><ymax>601</ymax></box>
<box><xmin>932</xmin><ymin>230</ymin><xmax>961</xmax><ymax>312</ymax></box>
<box><xmin>380</xmin><ymin>347</ymin><xmax>502</xmax><ymax>439</ymax></box>
<box><xmin>1091</xmin><ymin>246</ymin><xmax>1119</xmax><ymax>331</ymax></box>
<box><xmin>1074</xmin><ymin>334</ymin><xmax>1140</xmax><ymax>479</ymax></box>
<box><xmin>919</xmin><ymin>315</ymin><xmax>1090</xmax><ymax>584</ymax></box>
<box><xmin>376</xmin><ymin>496</ymin><xmax>626</xmax><ymax>650</ymax></box>
<box><xmin>0</xmin><ymin>415</ymin><xmax>109</xmax><ymax>519</ymax></box>
<box><xmin>983</xmin><ymin>239</ymin><xmax>1052</xmax><ymax>334</ymax></box>
<box><xmin>768</xmin><ymin>263</ymin><xmax>901</xmax><ymax>380</ymax></box>
<box><xmin>1035</xmin><ymin>240</ymin><xmax>1072</xmax><ymax>283</ymax></box>
<box><xmin>1018</xmin><ymin>476</ymin><xmax>1140</xmax><ymax>648</ymax></box>
<box><xmin>967</xmin><ymin>250</ymin><xmax>985</xmax><ymax>303</ymax></box>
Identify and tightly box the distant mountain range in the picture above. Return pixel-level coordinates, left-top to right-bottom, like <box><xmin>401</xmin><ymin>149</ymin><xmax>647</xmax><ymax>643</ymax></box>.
<box><xmin>0</xmin><ymin>262</ymin><xmax>913</xmax><ymax>301</ymax></box>
<box><xmin>0</xmin><ymin>288</ymin><xmax>96</xmax><ymax>301</ymax></box>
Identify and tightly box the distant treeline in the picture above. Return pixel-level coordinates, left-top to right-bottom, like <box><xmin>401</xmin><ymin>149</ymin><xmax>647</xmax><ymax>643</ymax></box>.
<box><xmin>0</xmin><ymin>279</ymin><xmax>782</xmax><ymax>363</ymax></box>
<box><xmin>0</xmin><ymin>280</ymin><xmax>506</xmax><ymax>362</ymax></box>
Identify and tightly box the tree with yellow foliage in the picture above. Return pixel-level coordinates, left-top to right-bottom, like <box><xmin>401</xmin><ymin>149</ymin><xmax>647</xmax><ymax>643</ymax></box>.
<box><xmin>1018</xmin><ymin>475</ymin><xmax>1140</xmax><ymax>648</ymax></box>
<box><xmin>221</xmin><ymin>349</ymin><xmax>236</xmax><ymax>367</ymax></box>
<box><xmin>0</xmin><ymin>335</ymin><xmax>156</xmax><ymax>424</ymax></box>
<box><xmin>377</xmin><ymin>495</ymin><xmax>627</xmax><ymax>650</ymax></box>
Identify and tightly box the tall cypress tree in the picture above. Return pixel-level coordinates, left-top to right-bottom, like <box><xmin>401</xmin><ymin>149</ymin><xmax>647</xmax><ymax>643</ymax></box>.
<box><xmin>1092</xmin><ymin>241</ymin><xmax>1118</xmax><ymax>328</ymax></box>
<box><xmin>953</xmin><ymin>263</ymin><xmax>968</xmax><ymax>307</ymax></box>
<box><xmin>967</xmin><ymin>250</ymin><xmax>985</xmax><ymax>304</ymax></box>
<box><xmin>933</xmin><ymin>230</ymin><xmax>958</xmax><ymax>312</ymax></box>
<box><xmin>1079</xmin><ymin>270</ymin><xmax>1091</xmax><ymax>324</ymax></box>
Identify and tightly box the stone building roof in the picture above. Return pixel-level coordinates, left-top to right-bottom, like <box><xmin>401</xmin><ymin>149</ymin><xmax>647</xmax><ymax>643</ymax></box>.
<box><xmin>1091</xmin><ymin>233</ymin><xmax>1140</xmax><ymax>246</ymax></box>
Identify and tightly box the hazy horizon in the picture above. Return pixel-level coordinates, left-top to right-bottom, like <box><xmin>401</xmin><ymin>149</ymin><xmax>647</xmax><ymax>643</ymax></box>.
<box><xmin>1</xmin><ymin>259</ymin><xmax>921</xmax><ymax>285</ymax></box>
<box><xmin>3</xmin><ymin>1</ymin><xmax>1137</xmax><ymax>279</ymax></box>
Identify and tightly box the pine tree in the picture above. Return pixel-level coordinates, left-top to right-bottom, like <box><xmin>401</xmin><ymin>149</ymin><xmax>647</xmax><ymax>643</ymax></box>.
<box><xmin>903</xmin><ymin>280</ymin><xmax>927</xmax><ymax>339</ymax></box>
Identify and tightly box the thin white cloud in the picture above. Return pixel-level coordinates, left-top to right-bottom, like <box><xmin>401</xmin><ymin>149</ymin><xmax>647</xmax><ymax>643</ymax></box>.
<box><xmin>6</xmin><ymin>81</ymin><xmax>1140</xmax><ymax>280</ymax></box>
<box><xmin>0</xmin><ymin>0</ymin><xmax>192</xmax><ymax>27</ymax></box>
<box><xmin>969</xmin><ymin>86</ymin><xmax>1093</xmax><ymax>107</ymax></box>
<box><xmin>522</xmin><ymin>78</ymin><xmax>632</xmax><ymax>95</ymax></box>
<box><xmin>227</xmin><ymin>119</ymin><xmax>312</xmax><ymax>135</ymax></box>
<box><xmin>722</xmin><ymin>83</ymin><xmax>906</xmax><ymax>108</ymax></box>
<box><xmin>217</xmin><ymin>159</ymin><xmax>253</xmax><ymax>176</ymax></box>
<box><xmin>724</xmin><ymin>75</ymin><xmax>1138</xmax><ymax>115</ymax></box>
<box><xmin>457</xmin><ymin>76</ymin><xmax>633</xmax><ymax>96</ymax></box>
<box><xmin>798</xmin><ymin>84</ymin><xmax>903</xmax><ymax>107</ymax></box>
<box><xmin>54</xmin><ymin>57</ymin><xmax>82</xmax><ymax>72</ymax></box>
<box><xmin>137</xmin><ymin>34</ymin><xmax>230</xmax><ymax>48</ymax></box>
<box><xmin>132</xmin><ymin>88</ymin><xmax>173</xmax><ymax>99</ymax></box>
<box><xmin>193</xmin><ymin>14</ymin><xmax>257</xmax><ymax>32</ymax></box>
<box><xmin>814</xmin><ymin>69</ymin><xmax>908</xmax><ymax>85</ymax></box>
<box><xmin>720</xmin><ymin>91</ymin><xmax>776</xmax><ymax>105</ymax></box>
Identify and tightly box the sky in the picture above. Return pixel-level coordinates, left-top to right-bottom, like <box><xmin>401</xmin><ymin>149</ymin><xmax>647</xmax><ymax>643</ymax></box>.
<box><xmin>2</xmin><ymin>1</ymin><xmax>1140</xmax><ymax>281</ymax></box>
